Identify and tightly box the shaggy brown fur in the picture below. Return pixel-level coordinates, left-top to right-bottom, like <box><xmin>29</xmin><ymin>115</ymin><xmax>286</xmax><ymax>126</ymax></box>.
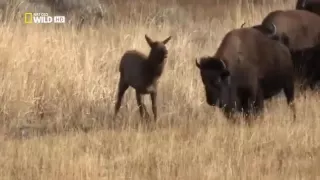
<box><xmin>113</xmin><ymin>35</ymin><xmax>171</xmax><ymax>122</ymax></box>
<box><xmin>290</xmin><ymin>43</ymin><xmax>320</xmax><ymax>90</ymax></box>
<box><xmin>296</xmin><ymin>0</ymin><xmax>320</xmax><ymax>16</ymax></box>
<box><xmin>196</xmin><ymin>27</ymin><xmax>296</xmax><ymax>121</ymax></box>
<box><xmin>253</xmin><ymin>9</ymin><xmax>320</xmax><ymax>50</ymax></box>
<box><xmin>253</xmin><ymin>9</ymin><xmax>320</xmax><ymax>91</ymax></box>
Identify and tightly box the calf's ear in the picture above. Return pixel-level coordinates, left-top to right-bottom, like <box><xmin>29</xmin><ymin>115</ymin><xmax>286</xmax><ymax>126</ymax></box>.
<box><xmin>162</xmin><ymin>36</ymin><xmax>172</xmax><ymax>44</ymax></box>
<box><xmin>145</xmin><ymin>35</ymin><xmax>154</xmax><ymax>47</ymax></box>
<box><xmin>221</xmin><ymin>69</ymin><xmax>230</xmax><ymax>79</ymax></box>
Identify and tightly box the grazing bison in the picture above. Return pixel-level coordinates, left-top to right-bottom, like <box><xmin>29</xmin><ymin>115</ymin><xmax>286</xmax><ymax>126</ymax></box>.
<box><xmin>290</xmin><ymin>43</ymin><xmax>320</xmax><ymax>90</ymax></box>
<box><xmin>253</xmin><ymin>9</ymin><xmax>320</xmax><ymax>90</ymax></box>
<box><xmin>296</xmin><ymin>0</ymin><xmax>320</xmax><ymax>16</ymax></box>
<box><xmin>253</xmin><ymin>9</ymin><xmax>320</xmax><ymax>50</ymax></box>
<box><xmin>113</xmin><ymin>34</ymin><xmax>172</xmax><ymax>122</ymax></box>
<box><xmin>195</xmin><ymin>27</ymin><xmax>296</xmax><ymax>121</ymax></box>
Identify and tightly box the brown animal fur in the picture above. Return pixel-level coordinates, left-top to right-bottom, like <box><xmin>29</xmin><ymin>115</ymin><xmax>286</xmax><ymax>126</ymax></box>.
<box><xmin>196</xmin><ymin>27</ymin><xmax>296</xmax><ymax>122</ymax></box>
<box><xmin>253</xmin><ymin>9</ymin><xmax>320</xmax><ymax>91</ymax></box>
<box><xmin>254</xmin><ymin>9</ymin><xmax>320</xmax><ymax>50</ymax></box>
<box><xmin>296</xmin><ymin>0</ymin><xmax>320</xmax><ymax>16</ymax></box>
<box><xmin>113</xmin><ymin>35</ymin><xmax>171</xmax><ymax>122</ymax></box>
<box><xmin>290</xmin><ymin>42</ymin><xmax>320</xmax><ymax>90</ymax></box>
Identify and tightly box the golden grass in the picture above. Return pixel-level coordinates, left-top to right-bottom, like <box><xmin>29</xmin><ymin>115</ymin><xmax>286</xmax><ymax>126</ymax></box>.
<box><xmin>1</xmin><ymin>0</ymin><xmax>320</xmax><ymax>179</ymax></box>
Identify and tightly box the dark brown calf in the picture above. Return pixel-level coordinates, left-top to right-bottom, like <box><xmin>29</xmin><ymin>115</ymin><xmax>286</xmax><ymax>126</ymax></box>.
<box><xmin>113</xmin><ymin>35</ymin><xmax>171</xmax><ymax>122</ymax></box>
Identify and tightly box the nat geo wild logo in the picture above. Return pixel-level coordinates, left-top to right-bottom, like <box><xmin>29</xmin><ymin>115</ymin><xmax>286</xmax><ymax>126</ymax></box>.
<box><xmin>24</xmin><ymin>12</ymin><xmax>65</xmax><ymax>24</ymax></box>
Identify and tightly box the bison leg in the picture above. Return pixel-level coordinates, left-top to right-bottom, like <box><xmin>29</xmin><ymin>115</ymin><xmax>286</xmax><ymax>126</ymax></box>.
<box><xmin>307</xmin><ymin>73</ymin><xmax>319</xmax><ymax>90</ymax></box>
<box><xmin>243</xmin><ymin>88</ymin><xmax>263</xmax><ymax>124</ymax></box>
<box><xmin>283</xmin><ymin>78</ymin><xmax>296</xmax><ymax>121</ymax></box>
<box><xmin>308</xmin><ymin>79</ymin><xmax>317</xmax><ymax>90</ymax></box>
<box><xmin>255</xmin><ymin>88</ymin><xmax>264</xmax><ymax>114</ymax></box>
<box><xmin>150</xmin><ymin>91</ymin><xmax>158</xmax><ymax>122</ymax></box>
<box><xmin>113</xmin><ymin>77</ymin><xmax>129</xmax><ymax>119</ymax></box>
<box><xmin>245</xmin><ymin>96</ymin><xmax>257</xmax><ymax>125</ymax></box>
<box><xmin>135</xmin><ymin>91</ymin><xmax>150</xmax><ymax>120</ymax></box>
<box><xmin>237</xmin><ymin>95</ymin><xmax>252</xmax><ymax>124</ymax></box>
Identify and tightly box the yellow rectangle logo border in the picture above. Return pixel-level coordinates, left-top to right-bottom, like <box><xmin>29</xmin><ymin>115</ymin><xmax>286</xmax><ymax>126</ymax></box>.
<box><xmin>24</xmin><ymin>13</ymin><xmax>33</xmax><ymax>24</ymax></box>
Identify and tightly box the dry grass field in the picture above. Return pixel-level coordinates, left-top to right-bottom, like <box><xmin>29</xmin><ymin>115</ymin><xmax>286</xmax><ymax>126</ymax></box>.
<box><xmin>1</xmin><ymin>0</ymin><xmax>320</xmax><ymax>179</ymax></box>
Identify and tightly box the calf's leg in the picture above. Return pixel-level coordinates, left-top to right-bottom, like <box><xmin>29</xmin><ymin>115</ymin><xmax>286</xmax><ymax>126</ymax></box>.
<box><xmin>113</xmin><ymin>77</ymin><xmax>129</xmax><ymax>119</ymax></box>
<box><xmin>150</xmin><ymin>92</ymin><xmax>157</xmax><ymax>122</ymax></box>
<box><xmin>135</xmin><ymin>91</ymin><xmax>150</xmax><ymax>120</ymax></box>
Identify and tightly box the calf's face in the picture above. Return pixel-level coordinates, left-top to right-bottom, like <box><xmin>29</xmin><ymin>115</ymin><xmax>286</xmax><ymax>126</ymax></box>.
<box><xmin>196</xmin><ymin>57</ymin><xmax>230</xmax><ymax>107</ymax></box>
<box><xmin>145</xmin><ymin>35</ymin><xmax>171</xmax><ymax>63</ymax></box>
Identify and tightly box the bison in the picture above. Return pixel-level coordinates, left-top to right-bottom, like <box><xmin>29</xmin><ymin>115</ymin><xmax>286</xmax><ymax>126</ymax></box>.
<box><xmin>113</xmin><ymin>34</ymin><xmax>172</xmax><ymax>122</ymax></box>
<box><xmin>290</xmin><ymin>43</ymin><xmax>320</xmax><ymax>90</ymax></box>
<box><xmin>296</xmin><ymin>0</ymin><xmax>320</xmax><ymax>16</ymax></box>
<box><xmin>253</xmin><ymin>9</ymin><xmax>320</xmax><ymax>90</ymax></box>
<box><xmin>195</xmin><ymin>27</ymin><xmax>296</xmax><ymax>121</ymax></box>
<box><xmin>253</xmin><ymin>9</ymin><xmax>320</xmax><ymax>51</ymax></box>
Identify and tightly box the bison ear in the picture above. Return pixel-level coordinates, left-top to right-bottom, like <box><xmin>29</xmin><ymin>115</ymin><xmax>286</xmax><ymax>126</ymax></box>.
<box><xmin>221</xmin><ymin>69</ymin><xmax>230</xmax><ymax>79</ymax></box>
<box><xmin>145</xmin><ymin>34</ymin><xmax>153</xmax><ymax>47</ymax></box>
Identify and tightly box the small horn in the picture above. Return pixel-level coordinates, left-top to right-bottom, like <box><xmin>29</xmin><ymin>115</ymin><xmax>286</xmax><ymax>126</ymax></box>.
<box><xmin>271</xmin><ymin>23</ymin><xmax>277</xmax><ymax>36</ymax></box>
<box><xmin>301</xmin><ymin>0</ymin><xmax>307</xmax><ymax>8</ymax></box>
<box><xmin>195</xmin><ymin>59</ymin><xmax>201</xmax><ymax>68</ymax></box>
<box><xmin>240</xmin><ymin>22</ymin><xmax>246</xmax><ymax>28</ymax></box>
<box><xmin>219</xmin><ymin>59</ymin><xmax>226</xmax><ymax>69</ymax></box>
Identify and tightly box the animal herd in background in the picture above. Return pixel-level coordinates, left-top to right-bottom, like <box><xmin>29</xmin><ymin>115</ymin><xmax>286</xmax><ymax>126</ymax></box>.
<box><xmin>113</xmin><ymin>0</ymin><xmax>320</xmax><ymax>123</ymax></box>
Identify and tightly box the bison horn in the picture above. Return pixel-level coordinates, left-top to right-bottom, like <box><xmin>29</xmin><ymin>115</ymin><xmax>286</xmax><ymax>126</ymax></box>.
<box><xmin>195</xmin><ymin>59</ymin><xmax>201</xmax><ymax>68</ymax></box>
<box><xmin>240</xmin><ymin>22</ymin><xmax>246</xmax><ymax>28</ymax></box>
<box><xmin>271</xmin><ymin>23</ymin><xmax>277</xmax><ymax>36</ymax></box>
<box><xmin>302</xmin><ymin>0</ymin><xmax>307</xmax><ymax>8</ymax></box>
<box><xmin>219</xmin><ymin>59</ymin><xmax>226</xmax><ymax>69</ymax></box>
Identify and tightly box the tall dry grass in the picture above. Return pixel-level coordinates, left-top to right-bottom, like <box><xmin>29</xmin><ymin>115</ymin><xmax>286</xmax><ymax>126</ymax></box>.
<box><xmin>0</xmin><ymin>0</ymin><xmax>320</xmax><ymax>179</ymax></box>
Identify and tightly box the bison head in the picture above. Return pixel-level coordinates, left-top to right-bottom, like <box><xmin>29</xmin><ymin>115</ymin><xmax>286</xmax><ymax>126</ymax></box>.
<box><xmin>195</xmin><ymin>56</ymin><xmax>230</xmax><ymax>107</ymax></box>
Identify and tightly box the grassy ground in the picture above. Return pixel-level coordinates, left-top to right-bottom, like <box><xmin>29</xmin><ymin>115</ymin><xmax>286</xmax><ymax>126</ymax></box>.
<box><xmin>1</xmin><ymin>0</ymin><xmax>320</xmax><ymax>179</ymax></box>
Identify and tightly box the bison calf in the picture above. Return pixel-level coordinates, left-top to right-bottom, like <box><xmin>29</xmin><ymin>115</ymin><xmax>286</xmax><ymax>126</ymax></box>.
<box><xmin>113</xmin><ymin>34</ymin><xmax>171</xmax><ymax>122</ymax></box>
<box><xmin>196</xmin><ymin>27</ymin><xmax>296</xmax><ymax>121</ymax></box>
